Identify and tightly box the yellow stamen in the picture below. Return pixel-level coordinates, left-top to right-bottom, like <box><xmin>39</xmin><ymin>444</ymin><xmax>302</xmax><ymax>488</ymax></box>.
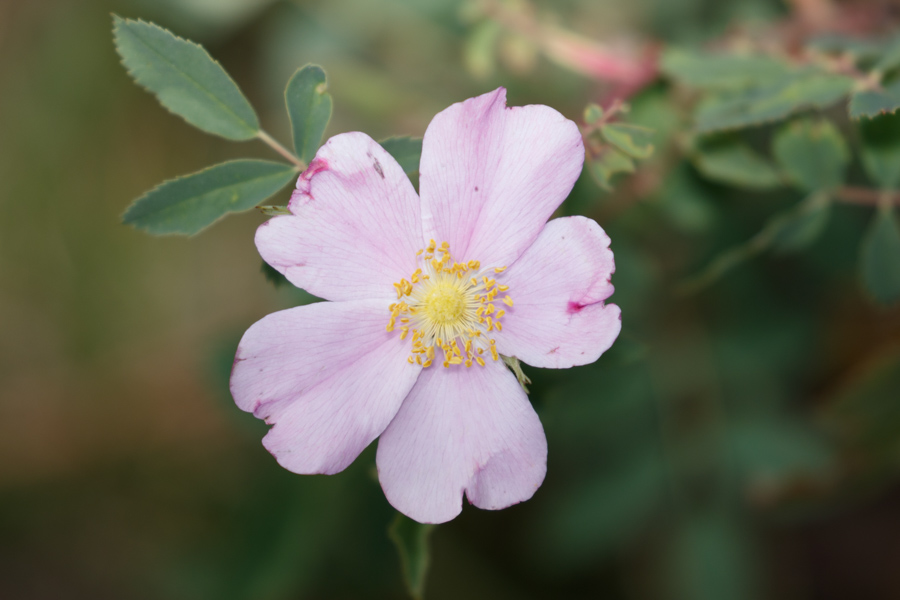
<box><xmin>388</xmin><ymin>241</ymin><xmax>513</xmax><ymax>369</ymax></box>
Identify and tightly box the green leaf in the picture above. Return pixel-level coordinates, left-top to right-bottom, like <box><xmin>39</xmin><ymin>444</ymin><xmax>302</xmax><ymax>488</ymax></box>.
<box><xmin>656</xmin><ymin>165</ymin><xmax>717</xmax><ymax>233</ymax></box>
<box><xmin>680</xmin><ymin>193</ymin><xmax>830</xmax><ymax>292</ymax></box>
<box><xmin>663</xmin><ymin>512</ymin><xmax>759</xmax><ymax>600</ymax></box>
<box><xmin>769</xmin><ymin>192</ymin><xmax>832</xmax><ymax>253</ymax></box>
<box><xmin>123</xmin><ymin>160</ymin><xmax>297</xmax><ymax>235</ymax></box>
<box><xmin>849</xmin><ymin>80</ymin><xmax>900</xmax><ymax>120</ymax></box>
<box><xmin>875</xmin><ymin>34</ymin><xmax>900</xmax><ymax>73</ymax></box>
<box><xmin>548</xmin><ymin>448</ymin><xmax>666</xmax><ymax>561</ymax></box>
<box><xmin>808</xmin><ymin>34</ymin><xmax>884</xmax><ymax>61</ymax></box>
<box><xmin>584</xmin><ymin>103</ymin><xmax>604</xmax><ymax>124</ymax></box>
<box><xmin>772</xmin><ymin>118</ymin><xmax>849</xmax><ymax>192</ymax></box>
<box><xmin>730</xmin><ymin>416</ymin><xmax>833</xmax><ymax>482</ymax></box>
<box><xmin>587</xmin><ymin>146</ymin><xmax>635</xmax><ymax>190</ymax></box>
<box><xmin>601</xmin><ymin>123</ymin><xmax>655</xmax><ymax>159</ymax></box>
<box><xmin>380</xmin><ymin>137</ymin><xmax>423</xmax><ymax>175</ymax></box>
<box><xmin>113</xmin><ymin>17</ymin><xmax>259</xmax><ymax>140</ymax></box>
<box><xmin>285</xmin><ymin>65</ymin><xmax>332</xmax><ymax>164</ymax></box>
<box><xmin>692</xmin><ymin>140</ymin><xmax>781</xmax><ymax>189</ymax></box>
<box><xmin>695</xmin><ymin>72</ymin><xmax>854</xmax><ymax>133</ymax></box>
<box><xmin>388</xmin><ymin>513</ymin><xmax>434</xmax><ymax>600</ymax></box>
<box><xmin>661</xmin><ymin>49</ymin><xmax>791</xmax><ymax>89</ymax></box>
<box><xmin>860</xmin><ymin>111</ymin><xmax>900</xmax><ymax>189</ymax></box>
<box><xmin>860</xmin><ymin>205</ymin><xmax>900</xmax><ymax>305</ymax></box>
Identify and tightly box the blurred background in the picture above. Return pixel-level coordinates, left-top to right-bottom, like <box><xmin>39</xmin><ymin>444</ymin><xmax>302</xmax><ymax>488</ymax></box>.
<box><xmin>3</xmin><ymin>0</ymin><xmax>900</xmax><ymax>598</ymax></box>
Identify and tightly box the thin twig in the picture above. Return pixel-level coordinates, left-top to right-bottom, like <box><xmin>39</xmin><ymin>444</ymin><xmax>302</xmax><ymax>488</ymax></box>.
<box><xmin>257</xmin><ymin>130</ymin><xmax>306</xmax><ymax>170</ymax></box>
<box><xmin>836</xmin><ymin>186</ymin><xmax>900</xmax><ymax>206</ymax></box>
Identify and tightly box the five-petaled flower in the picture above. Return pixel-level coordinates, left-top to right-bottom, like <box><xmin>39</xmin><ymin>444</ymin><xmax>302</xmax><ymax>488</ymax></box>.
<box><xmin>230</xmin><ymin>88</ymin><xmax>621</xmax><ymax>524</ymax></box>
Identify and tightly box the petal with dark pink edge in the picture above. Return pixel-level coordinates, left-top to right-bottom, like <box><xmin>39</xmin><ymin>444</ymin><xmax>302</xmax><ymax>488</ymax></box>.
<box><xmin>231</xmin><ymin>300</ymin><xmax>421</xmax><ymax>475</ymax></box>
<box><xmin>376</xmin><ymin>360</ymin><xmax>547</xmax><ymax>523</ymax></box>
<box><xmin>494</xmin><ymin>216</ymin><xmax>621</xmax><ymax>369</ymax></box>
<box><xmin>256</xmin><ymin>132</ymin><xmax>422</xmax><ymax>302</ymax></box>
<box><xmin>418</xmin><ymin>87</ymin><xmax>584</xmax><ymax>269</ymax></box>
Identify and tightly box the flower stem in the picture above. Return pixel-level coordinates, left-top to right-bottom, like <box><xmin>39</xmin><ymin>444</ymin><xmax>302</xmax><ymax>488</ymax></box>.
<box><xmin>257</xmin><ymin>130</ymin><xmax>306</xmax><ymax>170</ymax></box>
<box><xmin>836</xmin><ymin>186</ymin><xmax>900</xmax><ymax>206</ymax></box>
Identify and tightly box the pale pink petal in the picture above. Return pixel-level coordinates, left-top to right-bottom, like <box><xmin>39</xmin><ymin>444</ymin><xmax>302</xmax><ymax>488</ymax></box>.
<box><xmin>418</xmin><ymin>87</ymin><xmax>584</xmax><ymax>269</ymax></box>
<box><xmin>231</xmin><ymin>299</ymin><xmax>421</xmax><ymax>475</ymax></box>
<box><xmin>376</xmin><ymin>360</ymin><xmax>547</xmax><ymax>524</ymax></box>
<box><xmin>256</xmin><ymin>132</ymin><xmax>423</xmax><ymax>302</ymax></box>
<box><xmin>494</xmin><ymin>216</ymin><xmax>621</xmax><ymax>368</ymax></box>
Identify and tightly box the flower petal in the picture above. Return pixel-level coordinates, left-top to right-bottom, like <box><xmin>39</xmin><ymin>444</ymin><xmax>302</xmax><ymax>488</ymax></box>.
<box><xmin>418</xmin><ymin>87</ymin><xmax>584</xmax><ymax>269</ymax></box>
<box><xmin>376</xmin><ymin>360</ymin><xmax>547</xmax><ymax>523</ymax></box>
<box><xmin>256</xmin><ymin>132</ymin><xmax>423</xmax><ymax>302</ymax></box>
<box><xmin>495</xmin><ymin>216</ymin><xmax>621</xmax><ymax>368</ymax></box>
<box><xmin>231</xmin><ymin>299</ymin><xmax>421</xmax><ymax>474</ymax></box>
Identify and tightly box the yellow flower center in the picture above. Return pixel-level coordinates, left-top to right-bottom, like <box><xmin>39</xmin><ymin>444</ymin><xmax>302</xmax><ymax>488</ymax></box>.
<box><xmin>387</xmin><ymin>240</ymin><xmax>514</xmax><ymax>368</ymax></box>
<box><xmin>423</xmin><ymin>283</ymin><xmax>466</xmax><ymax>325</ymax></box>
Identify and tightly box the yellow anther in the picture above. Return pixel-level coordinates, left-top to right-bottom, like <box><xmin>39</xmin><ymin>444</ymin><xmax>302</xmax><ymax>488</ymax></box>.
<box><xmin>390</xmin><ymin>240</ymin><xmax>513</xmax><ymax>369</ymax></box>
<box><xmin>503</xmin><ymin>296</ymin><xmax>513</xmax><ymax>307</ymax></box>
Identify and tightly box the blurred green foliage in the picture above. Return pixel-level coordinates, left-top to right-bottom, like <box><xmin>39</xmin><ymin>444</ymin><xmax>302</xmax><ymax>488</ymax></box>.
<box><xmin>4</xmin><ymin>0</ymin><xmax>900</xmax><ymax>599</ymax></box>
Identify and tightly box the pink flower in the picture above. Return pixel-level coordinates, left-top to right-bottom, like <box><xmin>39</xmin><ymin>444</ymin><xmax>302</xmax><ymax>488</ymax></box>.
<box><xmin>230</xmin><ymin>88</ymin><xmax>621</xmax><ymax>524</ymax></box>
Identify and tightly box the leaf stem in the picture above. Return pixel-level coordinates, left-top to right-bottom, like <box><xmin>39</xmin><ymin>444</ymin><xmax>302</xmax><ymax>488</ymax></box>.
<box><xmin>257</xmin><ymin>130</ymin><xmax>306</xmax><ymax>170</ymax></box>
<box><xmin>836</xmin><ymin>186</ymin><xmax>900</xmax><ymax>206</ymax></box>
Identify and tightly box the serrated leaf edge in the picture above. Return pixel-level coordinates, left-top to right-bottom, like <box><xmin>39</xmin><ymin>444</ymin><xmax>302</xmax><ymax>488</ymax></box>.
<box><xmin>122</xmin><ymin>158</ymin><xmax>298</xmax><ymax>235</ymax></box>
<box><xmin>112</xmin><ymin>15</ymin><xmax>259</xmax><ymax>139</ymax></box>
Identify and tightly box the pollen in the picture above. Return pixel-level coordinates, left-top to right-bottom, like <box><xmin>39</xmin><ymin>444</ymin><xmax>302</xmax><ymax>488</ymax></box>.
<box><xmin>388</xmin><ymin>240</ymin><xmax>513</xmax><ymax>369</ymax></box>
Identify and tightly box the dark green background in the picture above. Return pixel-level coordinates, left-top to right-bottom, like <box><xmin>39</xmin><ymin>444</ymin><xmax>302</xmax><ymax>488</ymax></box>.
<box><xmin>2</xmin><ymin>0</ymin><xmax>899</xmax><ymax>598</ymax></box>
